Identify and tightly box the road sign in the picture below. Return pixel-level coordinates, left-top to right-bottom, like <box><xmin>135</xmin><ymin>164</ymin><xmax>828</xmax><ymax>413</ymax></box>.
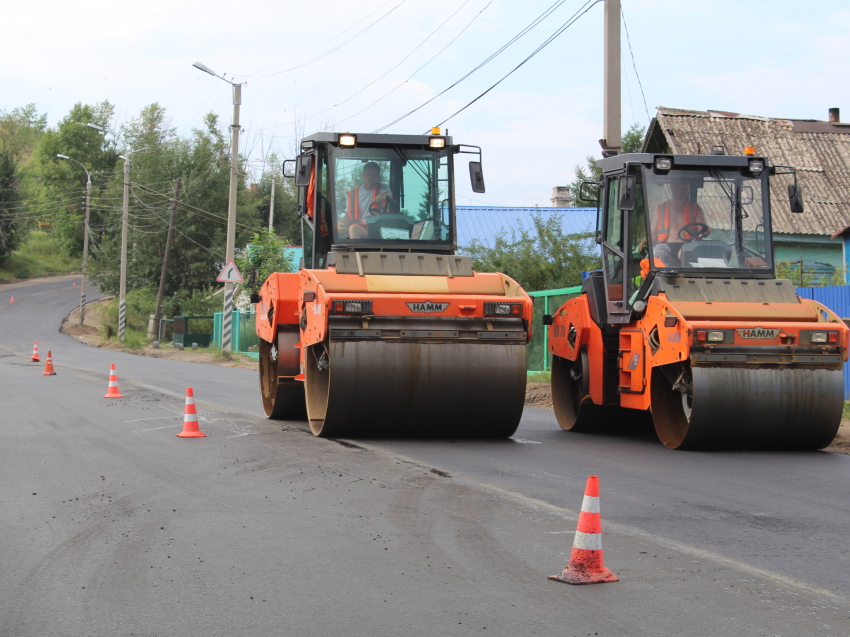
<box><xmin>216</xmin><ymin>259</ymin><xmax>243</xmax><ymax>283</ymax></box>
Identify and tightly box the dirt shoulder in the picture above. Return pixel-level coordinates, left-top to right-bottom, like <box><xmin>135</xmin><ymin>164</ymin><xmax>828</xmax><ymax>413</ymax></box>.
<box><xmin>61</xmin><ymin>298</ymin><xmax>258</xmax><ymax>370</ymax></box>
<box><xmin>524</xmin><ymin>383</ymin><xmax>850</xmax><ymax>454</ymax></box>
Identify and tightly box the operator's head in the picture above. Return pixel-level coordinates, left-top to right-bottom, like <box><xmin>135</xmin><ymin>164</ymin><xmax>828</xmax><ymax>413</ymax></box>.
<box><xmin>669</xmin><ymin>175</ymin><xmax>690</xmax><ymax>202</ymax></box>
<box><xmin>362</xmin><ymin>162</ymin><xmax>381</xmax><ymax>190</ymax></box>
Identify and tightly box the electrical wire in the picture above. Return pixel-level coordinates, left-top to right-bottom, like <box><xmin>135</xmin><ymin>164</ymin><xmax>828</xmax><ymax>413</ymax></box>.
<box><xmin>374</xmin><ymin>0</ymin><xmax>582</xmax><ymax>133</ymax></box>
<box><xmin>621</xmin><ymin>5</ymin><xmax>651</xmax><ymax>124</ymax></box>
<box><xmin>433</xmin><ymin>0</ymin><xmax>602</xmax><ymax>129</ymax></box>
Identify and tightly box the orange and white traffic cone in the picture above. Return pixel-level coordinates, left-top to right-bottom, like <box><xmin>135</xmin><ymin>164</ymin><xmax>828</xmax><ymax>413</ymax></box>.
<box><xmin>10</xmin><ymin>296</ymin><xmax>14</xmax><ymax>303</ymax></box>
<box><xmin>30</xmin><ymin>341</ymin><xmax>41</xmax><ymax>362</ymax></box>
<box><xmin>42</xmin><ymin>351</ymin><xmax>56</xmax><ymax>376</ymax></box>
<box><xmin>177</xmin><ymin>388</ymin><xmax>206</xmax><ymax>438</ymax></box>
<box><xmin>72</xmin><ymin>281</ymin><xmax>77</xmax><ymax>288</ymax></box>
<box><xmin>103</xmin><ymin>364</ymin><xmax>124</xmax><ymax>398</ymax></box>
<box><xmin>549</xmin><ymin>475</ymin><xmax>619</xmax><ymax>585</ymax></box>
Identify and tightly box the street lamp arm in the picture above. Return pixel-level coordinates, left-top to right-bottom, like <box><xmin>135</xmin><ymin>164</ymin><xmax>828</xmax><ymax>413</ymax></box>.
<box><xmin>56</xmin><ymin>154</ymin><xmax>92</xmax><ymax>185</ymax></box>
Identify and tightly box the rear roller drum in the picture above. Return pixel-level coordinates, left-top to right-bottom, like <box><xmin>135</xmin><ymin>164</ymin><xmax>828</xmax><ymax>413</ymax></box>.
<box><xmin>651</xmin><ymin>364</ymin><xmax>843</xmax><ymax>450</ymax></box>
<box><xmin>259</xmin><ymin>334</ymin><xmax>306</xmax><ymax>420</ymax></box>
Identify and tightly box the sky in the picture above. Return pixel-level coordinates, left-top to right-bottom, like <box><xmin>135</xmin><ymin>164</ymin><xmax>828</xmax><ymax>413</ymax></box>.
<box><xmin>3</xmin><ymin>0</ymin><xmax>849</xmax><ymax>207</ymax></box>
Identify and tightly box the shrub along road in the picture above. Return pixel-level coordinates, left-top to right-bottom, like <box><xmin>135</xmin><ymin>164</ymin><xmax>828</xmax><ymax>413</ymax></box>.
<box><xmin>1</xmin><ymin>276</ymin><xmax>848</xmax><ymax>636</ymax></box>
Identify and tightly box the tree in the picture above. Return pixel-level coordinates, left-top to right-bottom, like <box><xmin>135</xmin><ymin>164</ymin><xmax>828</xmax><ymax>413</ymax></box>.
<box><xmin>567</xmin><ymin>123</ymin><xmax>646</xmax><ymax>206</ymax></box>
<box><xmin>463</xmin><ymin>213</ymin><xmax>600</xmax><ymax>292</ymax></box>
<box><xmin>0</xmin><ymin>151</ymin><xmax>25</xmax><ymax>262</ymax></box>
<box><xmin>236</xmin><ymin>230</ymin><xmax>295</xmax><ymax>294</ymax></box>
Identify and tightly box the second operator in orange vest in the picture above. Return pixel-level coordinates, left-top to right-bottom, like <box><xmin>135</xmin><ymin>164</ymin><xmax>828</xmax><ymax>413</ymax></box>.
<box><xmin>339</xmin><ymin>162</ymin><xmax>393</xmax><ymax>239</ymax></box>
<box><xmin>649</xmin><ymin>175</ymin><xmax>710</xmax><ymax>266</ymax></box>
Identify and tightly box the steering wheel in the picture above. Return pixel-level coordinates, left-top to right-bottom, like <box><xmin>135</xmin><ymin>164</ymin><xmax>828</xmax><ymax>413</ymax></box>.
<box><xmin>678</xmin><ymin>222</ymin><xmax>710</xmax><ymax>243</ymax></box>
<box><xmin>368</xmin><ymin>197</ymin><xmax>398</xmax><ymax>215</ymax></box>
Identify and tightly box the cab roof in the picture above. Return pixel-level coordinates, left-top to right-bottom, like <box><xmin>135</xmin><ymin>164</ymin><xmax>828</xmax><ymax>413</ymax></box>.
<box><xmin>598</xmin><ymin>152</ymin><xmax>764</xmax><ymax>172</ymax></box>
<box><xmin>302</xmin><ymin>132</ymin><xmax>454</xmax><ymax>147</ymax></box>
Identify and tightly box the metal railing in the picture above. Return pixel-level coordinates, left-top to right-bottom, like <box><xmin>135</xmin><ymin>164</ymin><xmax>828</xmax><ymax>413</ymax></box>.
<box><xmin>526</xmin><ymin>285</ymin><xmax>582</xmax><ymax>372</ymax></box>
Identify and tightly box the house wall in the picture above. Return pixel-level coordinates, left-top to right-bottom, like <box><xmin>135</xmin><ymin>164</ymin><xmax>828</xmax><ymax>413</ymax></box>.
<box><xmin>773</xmin><ymin>233</ymin><xmax>843</xmax><ymax>268</ymax></box>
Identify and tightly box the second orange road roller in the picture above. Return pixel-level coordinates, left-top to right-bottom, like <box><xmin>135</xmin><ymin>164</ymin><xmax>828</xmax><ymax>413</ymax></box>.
<box><xmin>254</xmin><ymin>130</ymin><xmax>532</xmax><ymax>438</ymax></box>
<box><xmin>545</xmin><ymin>150</ymin><xmax>849</xmax><ymax>450</ymax></box>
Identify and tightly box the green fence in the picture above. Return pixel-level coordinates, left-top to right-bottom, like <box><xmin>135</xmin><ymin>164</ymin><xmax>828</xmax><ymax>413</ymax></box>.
<box><xmin>213</xmin><ymin>310</ymin><xmax>260</xmax><ymax>359</ymax></box>
<box><xmin>172</xmin><ymin>315</ymin><xmax>214</xmax><ymax>348</ymax></box>
<box><xmin>526</xmin><ymin>285</ymin><xmax>582</xmax><ymax>372</ymax></box>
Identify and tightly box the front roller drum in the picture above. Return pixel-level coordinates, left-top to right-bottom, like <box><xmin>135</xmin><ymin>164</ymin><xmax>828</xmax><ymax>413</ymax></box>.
<box><xmin>651</xmin><ymin>365</ymin><xmax>844</xmax><ymax>450</ymax></box>
<box><xmin>304</xmin><ymin>339</ymin><xmax>527</xmax><ymax>438</ymax></box>
<box><xmin>551</xmin><ymin>353</ymin><xmax>634</xmax><ymax>433</ymax></box>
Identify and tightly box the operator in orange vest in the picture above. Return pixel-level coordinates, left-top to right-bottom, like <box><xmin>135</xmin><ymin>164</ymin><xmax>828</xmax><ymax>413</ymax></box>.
<box><xmin>648</xmin><ymin>175</ymin><xmax>710</xmax><ymax>266</ymax></box>
<box><xmin>339</xmin><ymin>162</ymin><xmax>393</xmax><ymax>239</ymax></box>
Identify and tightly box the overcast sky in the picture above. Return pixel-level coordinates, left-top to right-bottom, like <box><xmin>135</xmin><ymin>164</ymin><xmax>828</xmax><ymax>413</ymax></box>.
<box><xmin>3</xmin><ymin>0</ymin><xmax>849</xmax><ymax>207</ymax></box>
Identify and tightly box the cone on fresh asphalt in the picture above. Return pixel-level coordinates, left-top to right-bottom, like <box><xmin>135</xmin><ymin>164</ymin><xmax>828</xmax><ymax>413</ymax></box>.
<box><xmin>10</xmin><ymin>296</ymin><xmax>14</xmax><ymax>303</ymax></box>
<box><xmin>103</xmin><ymin>364</ymin><xmax>124</xmax><ymax>398</ymax></box>
<box><xmin>42</xmin><ymin>351</ymin><xmax>56</xmax><ymax>376</ymax></box>
<box><xmin>549</xmin><ymin>475</ymin><xmax>619</xmax><ymax>585</ymax></box>
<box><xmin>72</xmin><ymin>281</ymin><xmax>77</xmax><ymax>288</ymax></box>
<box><xmin>177</xmin><ymin>387</ymin><xmax>206</xmax><ymax>438</ymax></box>
<box><xmin>30</xmin><ymin>341</ymin><xmax>40</xmax><ymax>362</ymax></box>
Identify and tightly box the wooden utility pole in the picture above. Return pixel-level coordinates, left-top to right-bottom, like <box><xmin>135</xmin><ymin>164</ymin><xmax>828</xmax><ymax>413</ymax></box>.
<box><xmin>152</xmin><ymin>176</ymin><xmax>181</xmax><ymax>338</ymax></box>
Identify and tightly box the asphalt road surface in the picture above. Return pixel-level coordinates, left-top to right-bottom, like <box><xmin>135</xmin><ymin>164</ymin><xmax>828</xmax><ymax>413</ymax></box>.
<box><xmin>1</xmin><ymin>276</ymin><xmax>849</xmax><ymax>637</ymax></box>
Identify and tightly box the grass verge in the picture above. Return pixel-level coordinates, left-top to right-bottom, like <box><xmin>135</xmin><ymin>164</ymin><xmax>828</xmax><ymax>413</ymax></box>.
<box><xmin>527</xmin><ymin>371</ymin><xmax>551</xmax><ymax>383</ymax></box>
<box><xmin>0</xmin><ymin>232</ymin><xmax>80</xmax><ymax>281</ymax></box>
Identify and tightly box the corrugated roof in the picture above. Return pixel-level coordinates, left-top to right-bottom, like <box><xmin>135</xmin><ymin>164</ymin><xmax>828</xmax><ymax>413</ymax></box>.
<box><xmin>648</xmin><ymin>106</ymin><xmax>850</xmax><ymax>236</ymax></box>
<box><xmin>455</xmin><ymin>206</ymin><xmax>597</xmax><ymax>248</ymax></box>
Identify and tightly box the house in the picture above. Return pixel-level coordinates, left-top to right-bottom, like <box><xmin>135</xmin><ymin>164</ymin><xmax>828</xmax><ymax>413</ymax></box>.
<box><xmin>643</xmin><ymin>106</ymin><xmax>850</xmax><ymax>277</ymax></box>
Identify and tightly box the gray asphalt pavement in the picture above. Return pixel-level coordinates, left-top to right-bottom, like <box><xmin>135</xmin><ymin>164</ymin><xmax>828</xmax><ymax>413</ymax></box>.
<box><xmin>1</xmin><ymin>276</ymin><xmax>849</xmax><ymax>636</ymax></box>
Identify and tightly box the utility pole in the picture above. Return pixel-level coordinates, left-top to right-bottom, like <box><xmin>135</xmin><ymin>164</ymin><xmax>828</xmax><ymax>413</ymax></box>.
<box><xmin>55</xmin><ymin>154</ymin><xmax>92</xmax><ymax>325</ymax></box>
<box><xmin>80</xmin><ymin>175</ymin><xmax>92</xmax><ymax>325</ymax></box>
<box><xmin>268</xmin><ymin>174</ymin><xmax>276</xmax><ymax>233</ymax></box>
<box><xmin>222</xmin><ymin>83</ymin><xmax>242</xmax><ymax>353</ymax></box>
<box><xmin>193</xmin><ymin>62</ymin><xmax>244</xmax><ymax>353</ymax></box>
<box><xmin>602</xmin><ymin>0</ymin><xmax>621</xmax><ymax>154</ymax></box>
<box><xmin>119</xmin><ymin>156</ymin><xmax>130</xmax><ymax>342</ymax></box>
<box><xmin>153</xmin><ymin>176</ymin><xmax>181</xmax><ymax>338</ymax></box>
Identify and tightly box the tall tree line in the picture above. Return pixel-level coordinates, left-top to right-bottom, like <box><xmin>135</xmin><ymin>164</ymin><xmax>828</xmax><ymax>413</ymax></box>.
<box><xmin>0</xmin><ymin>101</ymin><xmax>299</xmax><ymax>313</ymax></box>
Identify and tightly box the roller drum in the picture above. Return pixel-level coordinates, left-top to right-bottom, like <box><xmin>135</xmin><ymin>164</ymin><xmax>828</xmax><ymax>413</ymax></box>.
<box><xmin>306</xmin><ymin>339</ymin><xmax>527</xmax><ymax>438</ymax></box>
<box><xmin>652</xmin><ymin>365</ymin><xmax>844</xmax><ymax>450</ymax></box>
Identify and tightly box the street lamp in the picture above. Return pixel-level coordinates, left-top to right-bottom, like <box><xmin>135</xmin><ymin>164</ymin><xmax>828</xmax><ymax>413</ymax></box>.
<box><xmin>116</xmin><ymin>147</ymin><xmax>149</xmax><ymax>342</ymax></box>
<box><xmin>56</xmin><ymin>154</ymin><xmax>92</xmax><ymax>326</ymax></box>
<box><xmin>193</xmin><ymin>60</ymin><xmax>243</xmax><ymax>353</ymax></box>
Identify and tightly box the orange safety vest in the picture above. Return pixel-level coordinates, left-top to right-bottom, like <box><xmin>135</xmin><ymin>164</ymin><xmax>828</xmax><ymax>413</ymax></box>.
<box><xmin>655</xmin><ymin>200</ymin><xmax>696</xmax><ymax>242</ymax></box>
<box><xmin>346</xmin><ymin>185</ymin><xmax>384</xmax><ymax>224</ymax></box>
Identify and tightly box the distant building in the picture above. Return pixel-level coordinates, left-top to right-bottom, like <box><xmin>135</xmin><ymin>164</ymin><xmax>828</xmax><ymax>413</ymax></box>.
<box><xmin>550</xmin><ymin>186</ymin><xmax>572</xmax><ymax>207</ymax></box>
<box><xmin>643</xmin><ymin>106</ymin><xmax>850</xmax><ymax>277</ymax></box>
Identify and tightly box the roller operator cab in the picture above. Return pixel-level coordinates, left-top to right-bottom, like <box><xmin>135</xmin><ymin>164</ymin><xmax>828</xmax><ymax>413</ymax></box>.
<box><xmin>255</xmin><ymin>132</ymin><xmax>532</xmax><ymax>438</ymax></box>
<box><xmin>546</xmin><ymin>153</ymin><xmax>849</xmax><ymax>450</ymax></box>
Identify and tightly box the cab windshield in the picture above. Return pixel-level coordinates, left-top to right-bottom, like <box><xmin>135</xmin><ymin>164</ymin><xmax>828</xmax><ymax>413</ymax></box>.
<box><xmin>330</xmin><ymin>145</ymin><xmax>452</xmax><ymax>244</ymax></box>
<box><xmin>642</xmin><ymin>167</ymin><xmax>772</xmax><ymax>271</ymax></box>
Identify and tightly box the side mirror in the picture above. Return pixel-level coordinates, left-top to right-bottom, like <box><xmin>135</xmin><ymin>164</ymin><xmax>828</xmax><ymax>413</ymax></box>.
<box><xmin>469</xmin><ymin>161</ymin><xmax>485</xmax><ymax>193</ymax></box>
<box><xmin>282</xmin><ymin>159</ymin><xmax>296</xmax><ymax>179</ymax></box>
<box><xmin>788</xmin><ymin>184</ymin><xmax>804</xmax><ymax>213</ymax></box>
<box><xmin>617</xmin><ymin>175</ymin><xmax>636</xmax><ymax>210</ymax></box>
<box><xmin>294</xmin><ymin>154</ymin><xmax>313</xmax><ymax>188</ymax></box>
<box><xmin>578</xmin><ymin>181</ymin><xmax>599</xmax><ymax>204</ymax></box>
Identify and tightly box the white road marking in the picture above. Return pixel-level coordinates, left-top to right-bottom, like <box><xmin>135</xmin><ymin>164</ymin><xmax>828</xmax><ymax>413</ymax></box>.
<box><xmin>132</xmin><ymin>424</ymin><xmax>182</xmax><ymax>433</ymax></box>
<box><xmin>125</xmin><ymin>415</ymin><xmax>179</xmax><ymax>423</ymax></box>
<box><xmin>513</xmin><ymin>439</ymin><xmax>542</xmax><ymax>444</ymax></box>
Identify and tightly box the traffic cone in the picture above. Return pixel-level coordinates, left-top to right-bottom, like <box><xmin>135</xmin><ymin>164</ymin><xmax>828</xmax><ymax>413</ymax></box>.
<box><xmin>103</xmin><ymin>364</ymin><xmax>124</xmax><ymax>398</ymax></box>
<box><xmin>42</xmin><ymin>351</ymin><xmax>56</xmax><ymax>376</ymax></box>
<box><xmin>549</xmin><ymin>475</ymin><xmax>619</xmax><ymax>585</ymax></box>
<box><xmin>72</xmin><ymin>281</ymin><xmax>77</xmax><ymax>288</ymax></box>
<box><xmin>177</xmin><ymin>388</ymin><xmax>206</xmax><ymax>438</ymax></box>
<box><xmin>30</xmin><ymin>341</ymin><xmax>41</xmax><ymax>362</ymax></box>
<box><xmin>10</xmin><ymin>296</ymin><xmax>14</xmax><ymax>303</ymax></box>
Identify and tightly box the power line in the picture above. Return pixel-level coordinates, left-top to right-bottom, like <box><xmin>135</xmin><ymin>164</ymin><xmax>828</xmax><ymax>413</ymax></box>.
<box><xmin>433</xmin><ymin>0</ymin><xmax>602</xmax><ymax>128</ymax></box>
<box><xmin>621</xmin><ymin>5</ymin><xmax>651</xmax><ymax>124</ymax></box>
<box><xmin>374</xmin><ymin>0</ymin><xmax>580</xmax><ymax>133</ymax></box>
